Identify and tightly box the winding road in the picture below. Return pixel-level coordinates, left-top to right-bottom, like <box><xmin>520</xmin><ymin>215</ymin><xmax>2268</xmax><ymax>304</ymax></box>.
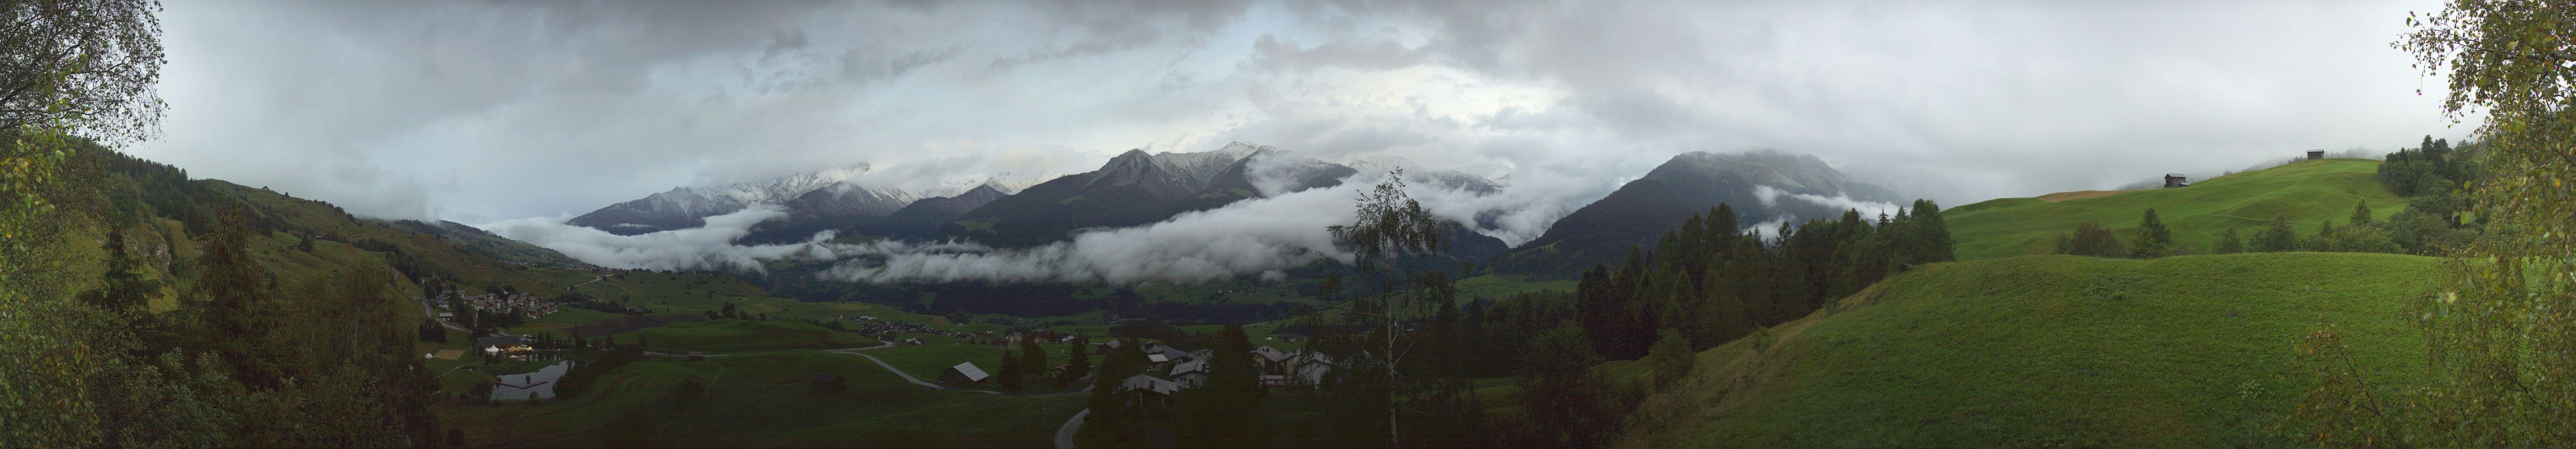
<box><xmin>1054</xmin><ymin>408</ymin><xmax>1090</xmax><ymax>449</ymax></box>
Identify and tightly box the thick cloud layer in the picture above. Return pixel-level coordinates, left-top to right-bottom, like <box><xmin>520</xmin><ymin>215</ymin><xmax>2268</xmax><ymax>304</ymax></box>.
<box><xmin>138</xmin><ymin>0</ymin><xmax>2469</xmax><ymax>228</ymax></box>
<box><xmin>477</xmin><ymin>205</ymin><xmax>827</xmax><ymax>273</ymax></box>
<box><xmin>817</xmin><ymin>171</ymin><xmax>1380</xmax><ymax>284</ymax></box>
<box><xmin>478</xmin><ymin>166</ymin><xmax>1518</xmax><ymax>285</ymax></box>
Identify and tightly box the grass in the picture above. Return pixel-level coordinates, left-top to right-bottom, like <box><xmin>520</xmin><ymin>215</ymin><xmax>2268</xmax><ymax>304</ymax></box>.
<box><xmin>436</xmin><ymin>349</ymin><xmax>1086</xmax><ymax>449</ymax></box>
<box><xmin>862</xmin><ymin>343</ymin><xmax>1100</xmax><ymax>389</ymax></box>
<box><xmin>617</xmin><ymin>319</ymin><xmax>879</xmax><ymax>353</ymax></box>
<box><xmin>1615</xmin><ymin>252</ymin><xmax>2438</xmax><ymax>449</ymax></box>
<box><xmin>1941</xmin><ymin>159</ymin><xmax>2407</xmax><ymax>260</ymax></box>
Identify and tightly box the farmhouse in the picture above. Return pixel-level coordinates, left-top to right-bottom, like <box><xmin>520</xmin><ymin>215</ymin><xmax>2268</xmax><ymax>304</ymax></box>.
<box><xmin>1117</xmin><ymin>374</ymin><xmax>1179</xmax><ymax>406</ymax></box>
<box><xmin>941</xmin><ymin>362</ymin><xmax>990</xmax><ymax>384</ymax></box>
<box><xmin>1253</xmin><ymin>346</ymin><xmax>1292</xmax><ymax>369</ymax></box>
<box><xmin>1169</xmin><ymin>360</ymin><xmax>1208</xmax><ymax>388</ymax></box>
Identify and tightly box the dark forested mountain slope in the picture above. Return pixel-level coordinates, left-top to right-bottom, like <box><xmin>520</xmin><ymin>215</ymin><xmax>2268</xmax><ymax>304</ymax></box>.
<box><xmin>1494</xmin><ymin>151</ymin><xmax>1901</xmax><ymax>274</ymax></box>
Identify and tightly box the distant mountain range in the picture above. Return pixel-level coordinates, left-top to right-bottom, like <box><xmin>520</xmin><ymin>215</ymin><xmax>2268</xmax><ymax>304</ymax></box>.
<box><xmin>564</xmin><ymin>144</ymin><xmax>1900</xmax><ymax>277</ymax></box>
<box><xmin>568</xmin><ymin>164</ymin><xmax>879</xmax><ymax>235</ymax></box>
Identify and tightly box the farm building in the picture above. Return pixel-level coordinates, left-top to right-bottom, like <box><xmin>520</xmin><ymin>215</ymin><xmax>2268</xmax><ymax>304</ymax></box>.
<box><xmin>941</xmin><ymin>362</ymin><xmax>990</xmax><ymax>384</ymax></box>
<box><xmin>2163</xmin><ymin>174</ymin><xmax>2188</xmax><ymax>188</ymax></box>
<box><xmin>2307</xmin><ymin>150</ymin><xmax>2326</xmax><ymax>160</ymax></box>
<box><xmin>811</xmin><ymin>374</ymin><xmax>844</xmax><ymax>394</ymax></box>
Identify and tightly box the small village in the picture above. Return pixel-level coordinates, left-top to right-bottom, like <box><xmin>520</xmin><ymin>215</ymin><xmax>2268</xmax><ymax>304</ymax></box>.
<box><xmin>434</xmin><ymin>285</ymin><xmax>559</xmax><ymax>320</ymax></box>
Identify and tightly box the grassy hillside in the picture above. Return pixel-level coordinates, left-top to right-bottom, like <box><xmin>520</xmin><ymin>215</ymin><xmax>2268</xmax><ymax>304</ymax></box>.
<box><xmin>1616</xmin><ymin>253</ymin><xmax>2435</xmax><ymax>449</ymax></box>
<box><xmin>1943</xmin><ymin>159</ymin><xmax>2406</xmax><ymax>260</ymax></box>
<box><xmin>434</xmin><ymin>349</ymin><xmax>1085</xmax><ymax>448</ymax></box>
<box><xmin>619</xmin><ymin>319</ymin><xmax>880</xmax><ymax>353</ymax></box>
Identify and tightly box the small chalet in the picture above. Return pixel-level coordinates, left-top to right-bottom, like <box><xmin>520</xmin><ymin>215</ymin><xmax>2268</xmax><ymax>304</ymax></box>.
<box><xmin>2163</xmin><ymin>174</ymin><xmax>2189</xmax><ymax>189</ymax></box>
<box><xmin>2307</xmin><ymin>150</ymin><xmax>2326</xmax><ymax>160</ymax></box>
<box><xmin>941</xmin><ymin>362</ymin><xmax>990</xmax><ymax>384</ymax></box>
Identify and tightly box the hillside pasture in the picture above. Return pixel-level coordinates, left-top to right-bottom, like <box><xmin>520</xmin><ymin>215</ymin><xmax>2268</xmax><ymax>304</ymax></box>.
<box><xmin>1942</xmin><ymin>159</ymin><xmax>2405</xmax><ymax>260</ymax></box>
<box><xmin>1617</xmin><ymin>253</ymin><xmax>2437</xmax><ymax>449</ymax></box>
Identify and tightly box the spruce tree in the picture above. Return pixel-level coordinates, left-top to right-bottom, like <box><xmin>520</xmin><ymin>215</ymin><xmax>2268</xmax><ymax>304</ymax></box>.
<box><xmin>2215</xmin><ymin>228</ymin><xmax>2244</xmax><ymax>254</ymax></box>
<box><xmin>2130</xmin><ymin>207</ymin><xmax>2173</xmax><ymax>258</ymax></box>
<box><xmin>1019</xmin><ymin>337</ymin><xmax>1047</xmax><ymax>386</ymax></box>
<box><xmin>2350</xmin><ymin>200</ymin><xmax>2374</xmax><ymax>226</ymax></box>
<box><xmin>1186</xmin><ymin>324</ymin><xmax>1266</xmax><ymax>447</ymax></box>
<box><xmin>1064</xmin><ymin>336</ymin><xmax>1092</xmax><ymax>384</ymax></box>
<box><xmin>997</xmin><ymin>348</ymin><xmax>1023</xmax><ymax>391</ymax></box>
<box><xmin>1521</xmin><ymin>321</ymin><xmax>1612</xmax><ymax>448</ymax></box>
<box><xmin>2253</xmin><ymin>214</ymin><xmax>2300</xmax><ymax>253</ymax></box>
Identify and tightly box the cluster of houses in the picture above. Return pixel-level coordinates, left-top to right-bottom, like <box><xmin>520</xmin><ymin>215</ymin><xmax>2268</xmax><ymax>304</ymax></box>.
<box><xmin>840</xmin><ymin>316</ymin><xmax>955</xmax><ymax>339</ymax></box>
<box><xmin>1109</xmin><ymin>340</ymin><xmax>1347</xmax><ymax>406</ymax></box>
<box><xmin>933</xmin><ymin>338</ymin><xmax>1347</xmax><ymax>405</ymax></box>
<box><xmin>436</xmin><ymin>286</ymin><xmax>559</xmax><ymax>320</ymax></box>
<box><xmin>476</xmin><ymin>335</ymin><xmax>538</xmax><ymax>361</ymax></box>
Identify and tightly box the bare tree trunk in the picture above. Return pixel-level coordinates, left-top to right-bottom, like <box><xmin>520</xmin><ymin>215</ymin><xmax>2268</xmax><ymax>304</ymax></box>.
<box><xmin>1387</xmin><ymin>317</ymin><xmax>1400</xmax><ymax>449</ymax></box>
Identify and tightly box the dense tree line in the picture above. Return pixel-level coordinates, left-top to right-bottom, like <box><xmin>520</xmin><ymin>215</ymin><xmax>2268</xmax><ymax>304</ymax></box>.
<box><xmin>1575</xmin><ymin>200</ymin><xmax>1954</xmax><ymax>359</ymax></box>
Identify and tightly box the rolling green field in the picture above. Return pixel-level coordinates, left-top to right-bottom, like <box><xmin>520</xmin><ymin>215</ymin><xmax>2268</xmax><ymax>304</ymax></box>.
<box><xmin>619</xmin><ymin>319</ymin><xmax>881</xmax><ymax>353</ymax></box>
<box><xmin>1454</xmin><ymin>274</ymin><xmax>1578</xmax><ymax>299</ymax></box>
<box><xmin>1615</xmin><ymin>253</ymin><xmax>2437</xmax><ymax>449</ymax></box>
<box><xmin>436</xmin><ymin>349</ymin><xmax>1085</xmax><ymax>449</ymax></box>
<box><xmin>1942</xmin><ymin>159</ymin><xmax>2406</xmax><ymax>260</ymax></box>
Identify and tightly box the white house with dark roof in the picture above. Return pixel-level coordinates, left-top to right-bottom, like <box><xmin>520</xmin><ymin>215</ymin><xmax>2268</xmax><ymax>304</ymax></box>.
<box><xmin>1168</xmin><ymin>359</ymin><xmax>1209</xmax><ymax>388</ymax></box>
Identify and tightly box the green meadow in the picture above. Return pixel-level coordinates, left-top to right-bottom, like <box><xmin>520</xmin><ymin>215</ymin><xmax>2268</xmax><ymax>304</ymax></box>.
<box><xmin>1616</xmin><ymin>252</ymin><xmax>2436</xmax><ymax>449</ymax></box>
<box><xmin>1942</xmin><ymin>159</ymin><xmax>2406</xmax><ymax>260</ymax></box>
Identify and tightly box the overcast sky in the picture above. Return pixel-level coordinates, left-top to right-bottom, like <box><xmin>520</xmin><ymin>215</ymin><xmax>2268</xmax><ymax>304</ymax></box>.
<box><xmin>132</xmin><ymin>0</ymin><xmax>2471</xmax><ymax>225</ymax></box>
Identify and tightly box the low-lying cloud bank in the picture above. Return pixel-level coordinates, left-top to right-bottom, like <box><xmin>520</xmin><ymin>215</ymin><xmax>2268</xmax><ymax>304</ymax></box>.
<box><xmin>477</xmin><ymin>204</ymin><xmax>828</xmax><ymax>273</ymax></box>
<box><xmin>1744</xmin><ymin>185</ymin><xmax>1907</xmax><ymax>240</ymax></box>
<box><xmin>481</xmin><ymin>169</ymin><xmax>1520</xmax><ymax>284</ymax></box>
<box><xmin>817</xmin><ymin>176</ymin><xmax>1370</xmax><ymax>284</ymax></box>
